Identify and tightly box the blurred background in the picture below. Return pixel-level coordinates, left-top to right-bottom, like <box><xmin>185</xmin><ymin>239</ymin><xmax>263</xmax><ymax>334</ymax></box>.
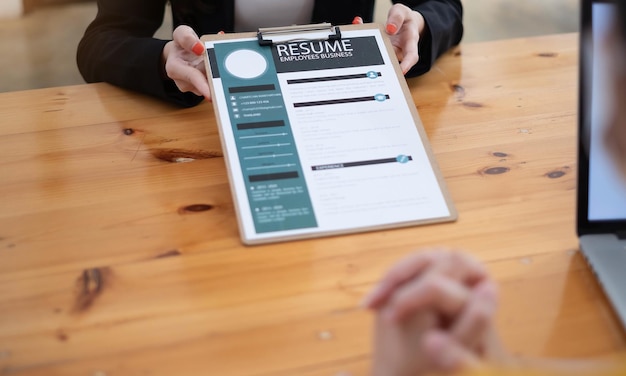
<box><xmin>0</xmin><ymin>0</ymin><xmax>579</xmax><ymax>93</ymax></box>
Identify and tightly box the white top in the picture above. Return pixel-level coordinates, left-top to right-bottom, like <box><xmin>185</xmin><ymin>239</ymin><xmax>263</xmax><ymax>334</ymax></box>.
<box><xmin>234</xmin><ymin>0</ymin><xmax>316</xmax><ymax>32</ymax></box>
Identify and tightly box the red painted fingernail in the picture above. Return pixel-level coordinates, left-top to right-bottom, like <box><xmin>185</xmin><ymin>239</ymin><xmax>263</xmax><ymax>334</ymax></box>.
<box><xmin>192</xmin><ymin>41</ymin><xmax>204</xmax><ymax>56</ymax></box>
<box><xmin>352</xmin><ymin>16</ymin><xmax>363</xmax><ymax>24</ymax></box>
<box><xmin>386</xmin><ymin>23</ymin><xmax>398</xmax><ymax>34</ymax></box>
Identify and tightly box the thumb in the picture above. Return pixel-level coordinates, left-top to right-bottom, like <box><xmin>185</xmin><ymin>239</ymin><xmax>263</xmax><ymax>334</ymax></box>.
<box><xmin>385</xmin><ymin>4</ymin><xmax>411</xmax><ymax>35</ymax></box>
<box><xmin>173</xmin><ymin>25</ymin><xmax>204</xmax><ymax>56</ymax></box>
<box><xmin>423</xmin><ymin>331</ymin><xmax>481</xmax><ymax>373</ymax></box>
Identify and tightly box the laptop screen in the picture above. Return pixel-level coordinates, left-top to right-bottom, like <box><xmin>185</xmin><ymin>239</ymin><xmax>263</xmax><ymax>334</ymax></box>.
<box><xmin>577</xmin><ymin>0</ymin><xmax>626</xmax><ymax>234</ymax></box>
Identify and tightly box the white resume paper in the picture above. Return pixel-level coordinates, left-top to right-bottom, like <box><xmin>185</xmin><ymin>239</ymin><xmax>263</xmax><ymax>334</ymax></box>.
<box><xmin>203</xmin><ymin>25</ymin><xmax>456</xmax><ymax>244</ymax></box>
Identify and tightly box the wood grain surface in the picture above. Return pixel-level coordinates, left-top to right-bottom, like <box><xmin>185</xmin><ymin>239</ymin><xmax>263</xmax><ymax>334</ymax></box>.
<box><xmin>0</xmin><ymin>33</ymin><xmax>624</xmax><ymax>376</ymax></box>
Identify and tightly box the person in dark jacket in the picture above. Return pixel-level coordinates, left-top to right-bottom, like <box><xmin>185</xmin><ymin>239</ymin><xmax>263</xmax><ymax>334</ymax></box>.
<box><xmin>77</xmin><ymin>0</ymin><xmax>463</xmax><ymax>107</ymax></box>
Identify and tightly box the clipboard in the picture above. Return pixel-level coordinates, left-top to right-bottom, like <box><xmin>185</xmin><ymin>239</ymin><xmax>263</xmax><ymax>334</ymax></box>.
<box><xmin>201</xmin><ymin>23</ymin><xmax>457</xmax><ymax>245</ymax></box>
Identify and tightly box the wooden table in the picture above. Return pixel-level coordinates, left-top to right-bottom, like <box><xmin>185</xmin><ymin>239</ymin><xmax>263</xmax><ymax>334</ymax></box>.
<box><xmin>0</xmin><ymin>33</ymin><xmax>624</xmax><ymax>376</ymax></box>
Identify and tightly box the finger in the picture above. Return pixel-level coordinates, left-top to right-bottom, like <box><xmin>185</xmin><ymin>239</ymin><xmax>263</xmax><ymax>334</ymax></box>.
<box><xmin>362</xmin><ymin>251</ymin><xmax>437</xmax><ymax>309</ymax></box>
<box><xmin>385</xmin><ymin>4</ymin><xmax>411</xmax><ymax>35</ymax></box>
<box><xmin>429</xmin><ymin>251</ymin><xmax>489</xmax><ymax>288</ymax></box>
<box><xmin>175</xmin><ymin>82</ymin><xmax>203</xmax><ymax>97</ymax></box>
<box><xmin>386</xmin><ymin>272</ymin><xmax>471</xmax><ymax>323</ymax></box>
<box><xmin>450</xmin><ymin>280</ymin><xmax>499</xmax><ymax>349</ymax></box>
<box><xmin>184</xmin><ymin>70</ymin><xmax>211</xmax><ymax>99</ymax></box>
<box><xmin>168</xmin><ymin>61</ymin><xmax>211</xmax><ymax>99</ymax></box>
<box><xmin>398</xmin><ymin>37</ymin><xmax>419</xmax><ymax>75</ymax></box>
<box><xmin>364</xmin><ymin>250</ymin><xmax>487</xmax><ymax>310</ymax></box>
<box><xmin>423</xmin><ymin>330</ymin><xmax>481</xmax><ymax>373</ymax></box>
<box><xmin>173</xmin><ymin>25</ymin><xmax>204</xmax><ymax>56</ymax></box>
<box><xmin>372</xmin><ymin>308</ymin><xmax>439</xmax><ymax>376</ymax></box>
<box><xmin>389</xmin><ymin>251</ymin><xmax>486</xmax><ymax>300</ymax></box>
<box><xmin>352</xmin><ymin>16</ymin><xmax>363</xmax><ymax>25</ymax></box>
<box><xmin>392</xmin><ymin>45</ymin><xmax>404</xmax><ymax>62</ymax></box>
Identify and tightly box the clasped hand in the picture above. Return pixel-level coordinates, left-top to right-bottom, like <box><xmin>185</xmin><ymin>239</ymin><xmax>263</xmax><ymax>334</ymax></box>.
<box><xmin>364</xmin><ymin>250</ymin><xmax>502</xmax><ymax>376</ymax></box>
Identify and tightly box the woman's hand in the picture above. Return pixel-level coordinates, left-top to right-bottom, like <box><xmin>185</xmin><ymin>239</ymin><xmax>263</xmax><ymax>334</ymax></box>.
<box><xmin>162</xmin><ymin>25</ymin><xmax>212</xmax><ymax>99</ymax></box>
<box><xmin>385</xmin><ymin>4</ymin><xmax>426</xmax><ymax>75</ymax></box>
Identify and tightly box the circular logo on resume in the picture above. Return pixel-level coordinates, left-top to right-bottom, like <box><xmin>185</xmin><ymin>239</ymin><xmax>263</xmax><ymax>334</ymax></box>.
<box><xmin>396</xmin><ymin>155</ymin><xmax>410</xmax><ymax>164</ymax></box>
<box><xmin>224</xmin><ymin>49</ymin><xmax>268</xmax><ymax>79</ymax></box>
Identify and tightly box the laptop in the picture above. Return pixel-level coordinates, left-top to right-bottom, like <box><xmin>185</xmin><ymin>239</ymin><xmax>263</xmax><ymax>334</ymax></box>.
<box><xmin>577</xmin><ymin>0</ymin><xmax>626</xmax><ymax>329</ymax></box>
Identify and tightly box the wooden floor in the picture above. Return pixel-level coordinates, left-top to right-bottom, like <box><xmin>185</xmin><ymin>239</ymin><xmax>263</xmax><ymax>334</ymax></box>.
<box><xmin>0</xmin><ymin>0</ymin><xmax>579</xmax><ymax>93</ymax></box>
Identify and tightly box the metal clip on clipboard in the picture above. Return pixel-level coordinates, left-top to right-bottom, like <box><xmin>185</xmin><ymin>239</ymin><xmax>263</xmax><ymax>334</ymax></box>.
<box><xmin>257</xmin><ymin>23</ymin><xmax>342</xmax><ymax>46</ymax></box>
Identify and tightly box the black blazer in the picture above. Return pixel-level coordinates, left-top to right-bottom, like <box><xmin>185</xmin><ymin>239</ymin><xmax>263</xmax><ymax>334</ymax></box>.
<box><xmin>77</xmin><ymin>0</ymin><xmax>462</xmax><ymax>107</ymax></box>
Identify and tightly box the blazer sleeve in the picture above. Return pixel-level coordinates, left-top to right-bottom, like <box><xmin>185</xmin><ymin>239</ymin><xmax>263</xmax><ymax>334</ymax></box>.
<box><xmin>393</xmin><ymin>0</ymin><xmax>463</xmax><ymax>77</ymax></box>
<box><xmin>76</xmin><ymin>0</ymin><xmax>203</xmax><ymax>107</ymax></box>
